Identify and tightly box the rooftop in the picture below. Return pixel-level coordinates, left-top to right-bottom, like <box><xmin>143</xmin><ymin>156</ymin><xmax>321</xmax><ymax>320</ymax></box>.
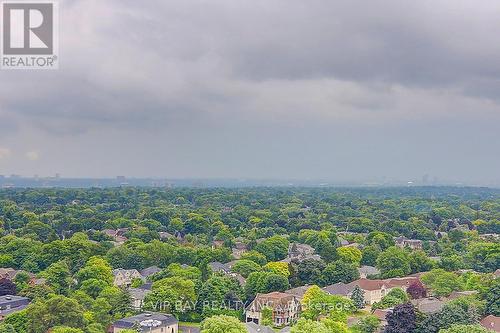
<box><xmin>248</xmin><ymin>292</ymin><xmax>299</xmax><ymax>312</ymax></box>
<box><xmin>114</xmin><ymin>313</ymin><xmax>178</xmax><ymax>329</ymax></box>
<box><xmin>140</xmin><ymin>266</ymin><xmax>161</xmax><ymax>278</ymax></box>
<box><xmin>285</xmin><ymin>285</ymin><xmax>311</xmax><ymax>299</ymax></box>
<box><xmin>411</xmin><ymin>298</ymin><xmax>444</xmax><ymax>314</ymax></box>
<box><xmin>480</xmin><ymin>315</ymin><xmax>500</xmax><ymax>333</ymax></box>
<box><xmin>0</xmin><ymin>295</ymin><xmax>30</xmax><ymax>306</ymax></box>
<box><xmin>322</xmin><ymin>282</ymin><xmax>352</xmax><ymax>296</ymax></box>
<box><xmin>347</xmin><ymin>278</ymin><xmax>390</xmax><ymax>291</ymax></box>
<box><xmin>358</xmin><ymin>265</ymin><xmax>380</xmax><ymax>276</ymax></box>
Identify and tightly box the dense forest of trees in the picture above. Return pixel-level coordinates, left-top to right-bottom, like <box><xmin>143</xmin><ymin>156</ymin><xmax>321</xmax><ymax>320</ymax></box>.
<box><xmin>0</xmin><ymin>187</ymin><xmax>498</xmax><ymax>333</ymax></box>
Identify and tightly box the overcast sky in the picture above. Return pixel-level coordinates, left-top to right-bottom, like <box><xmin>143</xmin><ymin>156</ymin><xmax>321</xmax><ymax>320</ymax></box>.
<box><xmin>1</xmin><ymin>0</ymin><xmax>500</xmax><ymax>184</ymax></box>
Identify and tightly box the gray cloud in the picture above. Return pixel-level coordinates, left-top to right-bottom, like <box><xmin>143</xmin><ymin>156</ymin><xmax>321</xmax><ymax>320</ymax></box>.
<box><xmin>0</xmin><ymin>0</ymin><xmax>499</xmax><ymax>183</ymax></box>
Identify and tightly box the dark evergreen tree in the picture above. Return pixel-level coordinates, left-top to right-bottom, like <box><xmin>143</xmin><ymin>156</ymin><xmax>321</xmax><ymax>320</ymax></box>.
<box><xmin>350</xmin><ymin>285</ymin><xmax>365</xmax><ymax>310</ymax></box>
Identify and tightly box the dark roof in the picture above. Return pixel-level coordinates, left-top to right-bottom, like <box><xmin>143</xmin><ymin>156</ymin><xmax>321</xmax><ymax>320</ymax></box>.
<box><xmin>140</xmin><ymin>266</ymin><xmax>161</xmax><ymax>278</ymax></box>
<box><xmin>114</xmin><ymin>313</ymin><xmax>178</xmax><ymax>329</ymax></box>
<box><xmin>285</xmin><ymin>285</ymin><xmax>311</xmax><ymax>299</ymax></box>
<box><xmin>0</xmin><ymin>304</ymin><xmax>28</xmax><ymax>317</ymax></box>
<box><xmin>0</xmin><ymin>295</ymin><xmax>30</xmax><ymax>312</ymax></box>
<box><xmin>138</xmin><ymin>282</ymin><xmax>153</xmax><ymax>291</ymax></box>
<box><xmin>411</xmin><ymin>298</ymin><xmax>444</xmax><ymax>314</ymax></box>
<box><xmin>209</xmin><ymin>262</ymin><xmax>230</xmax><ymax>274</ymax></box>
<box><xmin>322</xmin><ymin>283</ymin><xmax>353</xmax><ymax>296</ymax></box>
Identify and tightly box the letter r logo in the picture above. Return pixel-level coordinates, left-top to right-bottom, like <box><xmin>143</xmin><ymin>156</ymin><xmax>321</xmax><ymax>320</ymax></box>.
<box><xmin>2</xmin><ymin>2</ymin><xmax>53</xmax><ymax>55</ymax></box>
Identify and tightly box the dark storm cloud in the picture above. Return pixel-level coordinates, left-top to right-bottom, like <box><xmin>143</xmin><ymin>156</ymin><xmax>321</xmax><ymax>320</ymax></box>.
<box><xmin>0</xmin><ymin>0</ymin><xmax>499</xmax><ymax>183</ymax></box>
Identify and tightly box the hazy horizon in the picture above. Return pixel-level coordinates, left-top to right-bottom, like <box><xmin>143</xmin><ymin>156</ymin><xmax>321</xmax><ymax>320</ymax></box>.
<box><xmin>1</xmin><ymin>0</ymin><xmax>499</xmax><ymax>184</ymax></box>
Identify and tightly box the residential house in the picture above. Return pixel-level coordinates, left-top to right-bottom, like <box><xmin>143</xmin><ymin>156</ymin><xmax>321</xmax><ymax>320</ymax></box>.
<box><xmin>0</xmin><ymin>268</ymin><xmax>37</xmax><ymax>283</ymax></box>
<box><xmin>158</xmin><ymin>232</ymin><xmax>174</xmax><ymax>240</ymax></box>
<box><xmin>246</xmin><ymin>292</ymin><xmax>301</xmax><ymax>327</ymax></box>
<box><xmin>386</xmin><ymin>277</ymin><xmax>420</xmax><ymax>291</ymax></box>
<box><xmin>288</xmin><ymin>243</ymin><xmax>315</xmax><ymax>260</ymax></box>
<box><xmin>348</xmin><ymin>279</ymin><xmax>394</xmax><ymax>305</ymax></box>
<box><xmin>113</xmin><ymin>269</ymin><xmax>143</xmax><ymax>288</ymax></box>
<box><xmin>0</xmin><ymin>268</ymin><xmax>19</xmax><ymax>280</ymax></box>
<box><xmin>411</xmin><ymin>298</ymin><xmax>444</xmax><ymax>314</ymax></box>
<box><xmin>212</xmin><ymin>240</ymin><xmax>225</xmax><ymax>249</ymax></box>
<box><xmin>225</xmin><ymin>260</ymin><xmax>239</xmax><ymax>270</ymax></box>
<box><xmin>358</xmin><ymin>266</ymin><xmax>380</xmax><ymax>278</ymax></box>
<box><xmin>232</xmin><ymin>241</ymin><xmax>248</xmax><ymax>259</ymax></box>
<box><xmin>0</xmin><ymin>295</ymin><xmax>30</xmax><ymax>321</ymax></box>
<box><xmin>129</xmin><ymin>288</ymin><xmax>151</xmax><ymax>310</ymax></box>
<box><xmin>394</xmin><ymin>237</ymin><xmax>423</xmax><ymax>250</ymax></box>
<box><xmin>0</xmin><ymin>268</ymin><xmax>35</xmax><ymax>281</ymax></box>
<box><xmin>209</xmin><ymin>262</ymin><xmax>231</xmax><ymax>275</ymax></box>
<box><xmin>281</xmin><ymin>243</ymin><xmax>322</xmax><ymax>264</ymax></box>
<box><xmin>280</xmin><ymin>254</ymin><xmax>322</xmax><ymax>264</ymax></box>
<box><xmin>113</xmin><ymin>312</ymin><xmax>178</xmax><ymax>333</ymax></box>
<box><xmin>208</xmin><ymin>262</ymin><xmax>246</xmax><ymax>286</ymax></box>
<box><xmin>140</xmin><ymin>266</ymin><xmax>161</xmax><ymax>280</ymax></box>
<box><xmin>324</xmin><ymin>279</ymin><xmax>392</xmax><ymax>305</ymax></box>
<box><xmin>246</xmin><ymin>322</ymin><xmax>275</xmax><ymax>333</ymax></box>
<box><xmin>103</xmin><ymin>229</ymin><xmax>128</xmax><ymax>245</ymax></box>
<box><xmin>322</xmin><ymin>283</ymin><xmax>353</xmax><ymax>298</ymax></box>
<box><xmin>285</xmin><ymin>285</ymin><xmax>311</xmax><ymax>300</ymax></box>
<box><xmin>480</xmin><ymin>315</ymin><xmax>500</xmax><ymax>332</ymax></box>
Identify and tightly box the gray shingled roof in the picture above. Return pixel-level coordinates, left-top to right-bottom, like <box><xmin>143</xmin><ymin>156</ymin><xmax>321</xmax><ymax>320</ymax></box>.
<box><xmin>209</xmin><ymin>262</ymin><xmax>231</xmax><ymax>274</ymax></box>
<box><xmin>0</xmin><ymin>295</ymin><xmax>30</xmax><ymax>317</ymax></box>
<box><xmin>358</xmin><ymin>265</ymin><xmax>380</xmax><ymax>276</ymax></box>
<box><xmin>114</xmin><ymin>313</ymin><xmax>178</xmax><ymax>329</ymax></box>
<box><xmin>411</xmin><ymin>298</ymin><xmax>444</xmax><ymax>314</ymax></box>
<box><xmin>0</xmin><ymin>295</ymin><xmax>30</xmax><ymax>309</ymax></box>
<box><xmin>322</xmin><ymin>282</ymin><xmax>353</xmax><ymax>296</ymax></box>
<box><xmin>285</xmin><ymin>285</ymin><xmax>311</xmax><ymax>299</ymax></box>
<box><xmin>140</xmin><ymin>266</ymin><xmax>161</xmax><ymax>278</ymax></box>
